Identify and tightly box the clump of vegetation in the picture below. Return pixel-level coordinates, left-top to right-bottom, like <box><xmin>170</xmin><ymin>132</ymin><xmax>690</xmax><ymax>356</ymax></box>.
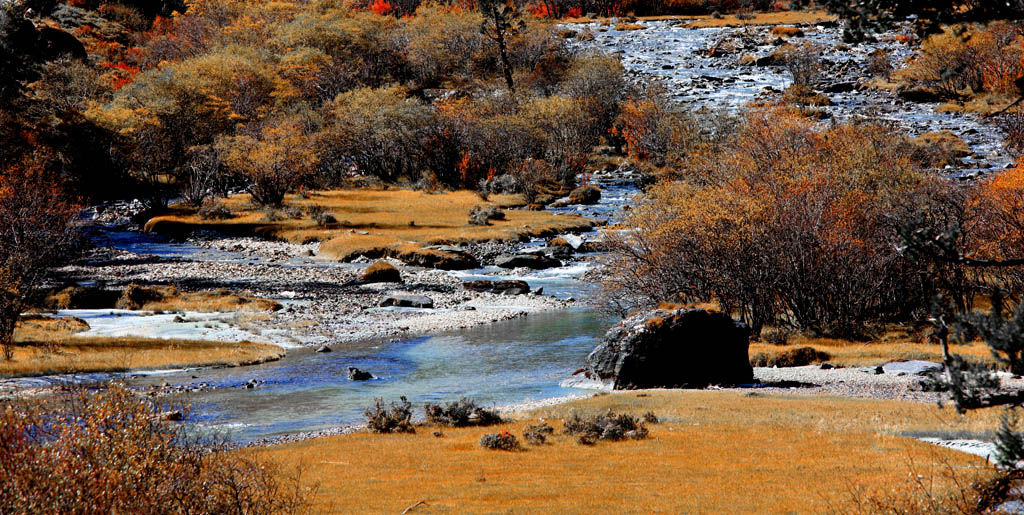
<box><xmin>365</xmin><ymin>396</ymin><xmax>415</xmax><ymax>434</ymax></box>
<box><xmin>601</xmin><ymin>107</ymin><xmax>950</xmax><ymax>337</ymax></box>
<box><xmin>523</xmin><ymin>422</ymin><xmax>555</xmax><ymax>445</ymax></box>
<box><xmin>563</xmin><ymin>410</ymin><xmax>650</xmax><ymax>445</ymax></box>
<box><xmin>642</xmin><ymin>411</ymin><xmax>659</xmax><ymax>424</ymax></box>
<box><xmin>197</xmin><ymin>198</ymin><xmax>233</xmax><ymax>220</ymax></box>
<box><xmin>762</xmin><ymin>327</ymin><xmax>792</xmax><ymax>346</ymax></box>
<box><xmin>480</xmin><ymin>430</ymin><xmax>521</xmax><ymax>451</ymax></box>
<box><xmin>751</xmin><ymin>346</ymin><xmax>831</xmax><ymax>367</ymax></box>
<box><xmin>897</xmin><ymin>23</ymin><xmax>1024</xmax><ymax>101</ymax></box>
<box><xmin>424</xmin><ymin>397</ymin><xmax>503</xmax><ymax>427</ymax></box>
<box><xmin>0</xmin><ymin>384</ymin><xmax>311</xmax><ymax>514</ymax></box>
<box><xmin>468</xmin><ymin>205</ymin><xmax>506</xmax><ymax>226</ymax></box>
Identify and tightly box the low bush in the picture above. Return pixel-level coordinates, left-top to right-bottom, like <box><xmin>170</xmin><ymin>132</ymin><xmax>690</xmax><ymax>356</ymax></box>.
<box><xmin>762</xmin><ymin>327</ymin><xmax>792</xmax><ymax>346</ymax></box>
<box><xmin>197</xmin><ymin>198</ymin><xmax>233</xmax><ymax>220</ymax></box>
<box><xmin>480</xmin><ymin>430</ymin><xmax>521</xmax><ymax>451</ymax></box>
<box><xmin>523</xmin><ymin>422</ymin><xmax>555</xmax><ymax>445</ymax></box>
<box><xmin>365</xmin><ymin>396</ymin><xmax>415</xmax><ymax>433</ymax></box>
<box><xmin>0</xmin><ymin>384</ymin><xmax>311</xmax><ymax>514</ymax></box>
<box><xmin>563</xmin><ymin>410</ymin><xmax>650</xmax><ymax>444</ymax></box>
<box><xmin>424</xmin><ymin>397</ymin><xmax>503</xmax><ymax>427</ymax></box>
<box><xmin>468</xmin><ymin>205</ymin><xmax>506</xmax><ymax>226</ymax></box>
<box><xmin>751</xmin><ymin>346</ymin><xmax>831</xmax><ymax>367</ymax></box>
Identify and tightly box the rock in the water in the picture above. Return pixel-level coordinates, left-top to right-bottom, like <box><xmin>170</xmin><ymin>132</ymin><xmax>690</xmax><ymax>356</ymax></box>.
<box><xmin>584</xmin><ymin>308</ymin><xmax>752</xmax><ymax>389</ymax></box>
<box><xmin>569</xmin><ymin>185</ymin><xmax>602</xmax><ymax>205</ymax></box>
<box><xmin>379</xmin><ymin>294</ymin><xmax>434</xmax><ymax>308</ymax></box>
<box><xmin>315</xmin><ymin>344</ymin><xmax>332</xmax><ymax>353</ymax></box>
<box><xmin>160</xmin><ymin>410</ymin><xmax>183</xmax><ymax>422</ymax></box>
<box><xmin>360</xmin><ymin>261</ymin><xmax>402</xmax><ymax>283</ymax></box>
<box><xmin>495</xmin><ymin>254</ymin><xmax>561</xmax><ymax>270</ymax></box>
<box><xmin>463</xmin><ymin>279</ymin><xmax>531</xmax><ymax>295</ymax></box>
<box><xmin>881</xmin><ymin>360</ymin><xmax>942</xmax><ymax>376</ymax></box>
<box><xmin>348</xmin><ymin>367</ymin><xmax>375</xmax><ymax>381</ymax></box>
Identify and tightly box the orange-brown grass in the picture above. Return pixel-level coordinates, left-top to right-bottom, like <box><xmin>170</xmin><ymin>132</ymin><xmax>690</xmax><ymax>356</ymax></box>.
<box><xmin>146</xmin><ymin>189</ymin><xmax>594</xmax><ymax>262</ymax></box>
<box><xmin>255</xmin><ymin>390</ymin><xmax>998</xmax><ymax>513</ymax></box>
<box><xmin>683</xmin><ymin>9</ymin><xmax>835</xmax><ymax>28</ymax></box>
<box><xmin>750</xmin><ymin>337</ymin><xmax>995</xmax><ymax>368</ymax></box>
<box><xmin>132</xmin><ymin>287</ymin><xmax>283</xmax><ymax>313</ymax></box>
<box><xmin>3</xmin><ymin>316</ymin><xmax>283</xmax><ymax>377</ymax></box>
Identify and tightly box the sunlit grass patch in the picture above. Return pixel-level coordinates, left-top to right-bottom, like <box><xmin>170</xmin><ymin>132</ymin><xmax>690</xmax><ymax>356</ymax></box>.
<box><xmin>146</xmin><ymin>189</ymin><xmax>594</xmax><ymax>263</ymax></box>
<box><xmin>3</xmin><ymin>316</ymin><xmax>283</xmax><ymax>377</ymax></box>
<box><xmin>256</xmin><ymin>391</ymin><xmax>998</xmax><ymax>513</ymax></box>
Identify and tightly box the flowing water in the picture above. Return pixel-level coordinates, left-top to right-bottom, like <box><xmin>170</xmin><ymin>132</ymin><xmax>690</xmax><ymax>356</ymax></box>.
<box><xmin>130</xmin><ymin>308</ymin><xmax>611</xmax><ymax>442</ymax></box>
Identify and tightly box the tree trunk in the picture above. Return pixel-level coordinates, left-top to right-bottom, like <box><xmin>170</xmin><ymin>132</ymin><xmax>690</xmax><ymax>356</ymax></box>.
<box><xmin>497</xmin><ymin>34</ymin><xmax>514</xmax><ymax>95</ymax></box>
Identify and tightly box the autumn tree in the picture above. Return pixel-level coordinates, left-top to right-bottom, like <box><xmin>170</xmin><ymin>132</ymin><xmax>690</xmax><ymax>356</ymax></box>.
<box><xmin>0</xmin><ymin>162</ymin><xmax>82</xmax><ymax>360</ymax></box>
<box><xmin>217</xmin><ymin>118</ymin><xmax>317</xmax><ymax>206</ymax></box>
<box><xmin>478</xmin><ymin>0</ymin><xmax>525</xmax><ymax>95</ymax></box>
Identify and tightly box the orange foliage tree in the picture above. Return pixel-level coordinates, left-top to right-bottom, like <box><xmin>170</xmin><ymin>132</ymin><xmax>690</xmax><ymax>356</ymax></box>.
<box><xmin>602</xmin><ymin>108</ymin><xmax>948</xmax><ymax>336</ymax></box>
<box><xmin>0</xmin><ymin>162</ymin><xmax>82</xmax><ymax>360</ymax></box>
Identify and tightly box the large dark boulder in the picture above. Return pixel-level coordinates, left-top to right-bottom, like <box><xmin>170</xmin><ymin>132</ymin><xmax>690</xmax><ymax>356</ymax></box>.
<box><xmin>379</xmin><ymin>294</ymin><xmax>434</xmax><ymax>308</ymax></box>
<box><xmin>463</xmin><ymin>280</ymin><xmax>531</xmax><ymax>295</ymax></box>
<box><xmin>495</xmin><ymin>253</ymin><xmax>561</xmax><ymax>270</ymax></box>
<box><xmin>584</xmin><ymin>308</ymin><xmax>752</xmax><ymax>389</ymax></box>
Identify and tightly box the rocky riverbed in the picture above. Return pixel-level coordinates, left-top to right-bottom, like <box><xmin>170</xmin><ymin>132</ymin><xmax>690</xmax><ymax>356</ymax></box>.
<box><xmin>573</xmin><ymin>18</ymin><xmax>1015</xmax><ymax>178</ymax></box>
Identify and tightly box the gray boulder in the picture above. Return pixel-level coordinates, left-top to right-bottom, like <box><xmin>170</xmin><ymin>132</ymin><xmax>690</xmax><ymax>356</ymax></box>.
<box><xmin>495</xmin><ymin>254</ymin><xmax>561</xmax><ymax>270</ymax></box>
<box><xmin>584</xmin><ymin>308</ymin><xmax>752</xmax><ymax>389</ymax></box>
<box><xmin>379</xmin><ymin>294</ymin><xmax>434</xmax><ymax>308</ymax></box>
<box><xmin>463</xmin><ymin>280</ymin><xmax>531</xmax><ymax>295</ymax></box>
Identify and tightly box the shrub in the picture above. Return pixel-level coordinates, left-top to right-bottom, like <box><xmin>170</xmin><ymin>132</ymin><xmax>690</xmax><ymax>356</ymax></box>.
<box><xmin>0</xmin><ymin>384</ymin><xmax>311</xmax><ymax>514</ymax></box>
<box><xmin>780</xmin><ymin>43</ymin><xmax>822</xmax><ymax>87</ymax></box>
<box><xmin>563</xmin><ymin>410</ymin><xmax>649</xmax><ymax>444</ymax></box>
<box><xmin>867</xmin><ymin>49</ymin><xmax>893</xmax><ymax>79</ymax></box>
<box><xmin>642</xmin><ymin>411</ymin><xmax>659</xmax><ymax>424</ymax></box>
<box><xmin>996</xmin><ymin>112</ymin><xmax>1024</xmax><ymax>155</ymax></box>
<box><xmin>365</xmin><ymin>396</ymin><xmax>415</xmax><ymax>433</ymax></box>
<box><xmin>424</xmin><ymin>397</ymin><xmax>503</xmax><ymax>427</ymax></box>
<box><xmin>762</xmin><ymin>327</ymin><xmax>791</xmax><ymax>345</ymax></box>
<box><xmin>602</xmin><ymin>107</ymin><xmax>947</xmax><ymax>336</ymax></box>
<box><xmin>523</xmin><ymin>422</ymin><xmax>555</xmax><ymax>445</ymax></box>
<box><xmin>898</xmin><ymin>23</ymin><xmax>1024</xmax><ymax>100</ymax></box>
<box><xmin>313</xmin><ymin>210</ymin><xmax>337</xmax><ymax>227</ymax></box>
<box><xmin>480</xmin><ymin>430</ymin><xmax>521</xmax><ymax>451</ymax></box>
<box><xmin>197</xmin><ymin>198</ymin><xmax>233</xmax><ymax>220</ymax></box>
<box><xmin>468</xmin><ymin>205</ymin><xmax>506</xmax><ymax>226</ymax></box>
<box><xmin>509</xmin><ymin>159</ymin><xmax>554</xmax><ymax>205</ymax></box>
<box><xmin>614</xmin><ymin>84</ymin><xmax>702</xmax><ymax>167</ymax></box>
<box><xmin>751</xmin><ymin>346</ymin><xmax>831</xmax><ymax>367</ymax></box>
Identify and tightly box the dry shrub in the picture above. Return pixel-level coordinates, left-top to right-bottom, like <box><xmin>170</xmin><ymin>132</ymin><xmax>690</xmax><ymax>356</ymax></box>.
<box><xmin>899</xmin><ymin>23</ymin><xmax>1024</xmax><ymax>100</ymax></box>
<box><xmin>780</xmin><ymin>42</ymin><xmax>822</xmax><ymax>87</ymax></box>
<box><xmin>509</xmin><ymin>159</ymin><xmax>555</xmax><ymax>204</ymax></box>
<box><xmin>0</xmin><ymin>384</ymin><xmax>311</xmax><ymax>514</ymax></box>
<box><xmin>602</xmin><ymin>107</ymin><xmax>948</xmax><ymax>336</ymax></box>
<box><xmin>867</xmin><ymin>48</ymin><xmax>893</xmax><ymax>79</ymax></box>
<box><xmin>996</xmin><ymin>112</ymin><xmax>1024</xmax><ymax>154</ymax></box>
<box><xmin>480</xmin><ymin>430</ymin><xmax>521</xmax><ymax>451</ymax></box>
<box><xmin>523</xmin><ymin>422</ymin><xmax>555</xmax><ymax>445</ymax></box>
<box><xmin>762</xmin><ymin>327</ymin><xmax>792</xmax><ymax>345</ymax></box>
<box><xmin>965</xmin><ymin>164</ymin><xmax>1024</xmax><ymax>296</ymax></box>
<box><xmin>751</xmin><ymin>346</ymin><xmax>830</xmax><ymax>367</ymax></box>
<box><xmin>424</xmin><ymin>397</ymin><xmax>503</xmax><ymax>427</ymax></box>
<box><xmin>468</xmin><ymin>205</ymin><xmax>506</xmax><ymax>226</ymax></box>
<box><xmin>614</xmin><ymin>84</ymin><xmax>703</xmax><ymax>167</ymax></box>
<box><xmin>365</xmin><ymin>396</ymin><xmax>415</xmax><ymax>434</ymax></box>
<box><xmin>562</xmin><ymin>410</ymin><xmax>650</xmax><ymax>445</ymax></box>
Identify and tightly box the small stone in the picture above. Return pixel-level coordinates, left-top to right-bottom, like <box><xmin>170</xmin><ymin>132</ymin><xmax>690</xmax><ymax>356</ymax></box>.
<box><xmin>315</xmin><ymin>344</ymin><xmax>332</xmax><ymax>353</ymax></box>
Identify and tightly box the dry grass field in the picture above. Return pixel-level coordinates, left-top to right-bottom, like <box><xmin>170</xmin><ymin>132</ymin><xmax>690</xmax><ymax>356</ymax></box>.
<box><xmin>146</xmin><ymin>190</ymin><xmax>594</xmax><ymax>262</ymax></box>
<box><xmin>749</xmin><ymin>338</ymin><xmax>995</xmax><ymax>368</ymax></box>
<box><xmin>256</xmin><ymin>391</ymin><xmax>999</xmax><ymax>514</ymax></box>
<box><xmin>2</xmin><ymin>316</ymin><xmax>283</xmax><ymax>377</ymax></box>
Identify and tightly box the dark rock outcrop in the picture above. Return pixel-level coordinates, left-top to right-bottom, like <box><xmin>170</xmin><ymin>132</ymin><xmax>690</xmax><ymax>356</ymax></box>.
<box><xmin>379</xmin><ymin>294</ymin><xmax>434</xmax><ymax>308</ymax></box>
<box><xmin>360</xmin><ymin>261</ymin><xmax>402</xmax><ymax>283</ymax></box>
<box><xmin>347</xmin><ymin>367</ymin><xmax>375</xmax><ymax>381</ymax></box>
<box><xmin>584</xmin><ymin>308</ymin><xmax>752</xmax><ymax>389</ymax></box>
<box><xmin>495</xmin><ymin>253</ymin><xmax>561</xmax><ymax>270</ymax></box>
<box><xmin>463</xmin><ymin>280</ymin><xmax>531</xmax><ymax>295</ymax></box>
